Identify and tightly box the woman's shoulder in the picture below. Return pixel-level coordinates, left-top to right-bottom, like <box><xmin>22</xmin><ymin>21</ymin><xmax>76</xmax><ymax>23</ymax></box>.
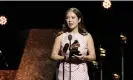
<box><xmin>56</xmin><ymin>31</ymin><xmax>69</xmax><ymax>36</ymax></box>
<box><xmin>82</xmin><ymin>32</ymin><xmax>90</xmax><ymax>36</ymax></box>
<box><xmin>84</xmin><ymin>32</ymin><xmax>93</xmax><ymax>39</ymax></box>
<box><xmin>86</xmin><ymin>32</ymin><xmax>92</xmax><ymax>36</ymax></box>
<box><xmin>54</xmin><ymin>33</ymin><xmax>63</xmax><ymax>43</ymax></box>
<box><xmin>55</xmin><ymin>31</ymin><xmax>67</xmax><ymax>39</ymax></box>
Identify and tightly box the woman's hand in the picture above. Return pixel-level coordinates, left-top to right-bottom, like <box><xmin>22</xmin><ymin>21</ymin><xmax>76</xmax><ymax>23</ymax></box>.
<box><xmin>73</xmin><ymin>54</ymin><xmax>84</xmax><ymax>60</ymax></box>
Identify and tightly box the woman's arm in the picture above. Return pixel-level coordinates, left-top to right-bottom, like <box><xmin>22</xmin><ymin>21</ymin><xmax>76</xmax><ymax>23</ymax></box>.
<box><xmin>51</xmin><ymin>34</ymin><xmax>65</xmax><ymax>61</ymax></box>
<box><xmin>84</xmin><ymin>33</ymin><xmax>96</xmax><ymax>61</ymax></box>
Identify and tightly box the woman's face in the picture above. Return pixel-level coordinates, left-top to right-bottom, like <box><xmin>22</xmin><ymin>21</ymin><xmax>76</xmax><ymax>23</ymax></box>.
<box><xmin>65</xmin><ymin>11</ymin><xmax>81</xmax><ymax>30</ymax></box>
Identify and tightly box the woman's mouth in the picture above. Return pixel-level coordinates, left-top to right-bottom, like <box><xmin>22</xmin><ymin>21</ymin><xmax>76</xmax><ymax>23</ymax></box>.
<box><xmin>69</xmin><ymin>23</ymin><xmax>73</xmax><ymax>26</ymax></box>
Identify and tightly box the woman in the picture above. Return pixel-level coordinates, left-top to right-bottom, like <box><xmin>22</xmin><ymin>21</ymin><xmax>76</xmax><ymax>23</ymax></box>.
<box><xmin>51</xmin><ymin>7</ymin><xmax>96</xmax><ymax>80</ymax></box>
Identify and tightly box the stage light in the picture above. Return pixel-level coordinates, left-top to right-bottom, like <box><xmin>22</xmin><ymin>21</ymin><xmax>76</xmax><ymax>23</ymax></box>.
<box><xmin>0</xmin><ymin>16</ymin><xmax>7</xmax><ymax>25</ymax></box>
<box><xmin>103</xmin><ymin>0</ymin><xmax>112</xmax><ymax>9</ymax></box>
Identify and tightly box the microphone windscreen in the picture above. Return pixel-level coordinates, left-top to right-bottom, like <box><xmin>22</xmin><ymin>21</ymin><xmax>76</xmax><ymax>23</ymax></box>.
<box><xmin>68</xmin><ymin>34</ymin><xmax>72</xmax><ymax>41</ymax></box>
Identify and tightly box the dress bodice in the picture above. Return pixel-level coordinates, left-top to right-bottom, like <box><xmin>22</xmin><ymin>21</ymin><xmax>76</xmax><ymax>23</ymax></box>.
<box><xmin>61</xmin><ymin>32</ymin><xmax>88</xmax><ymax>57</ymax></box>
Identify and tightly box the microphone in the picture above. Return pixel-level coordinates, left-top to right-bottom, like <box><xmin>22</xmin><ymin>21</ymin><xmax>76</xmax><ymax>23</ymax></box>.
<box><xmin>68</xmin><ymin>34</ymin><xmax>72</xmax><ymax>50</ymax></box>
<box><xmin>68</xmin><ymin>34</ymin><xmax>72</xmax><ymax>41</ymax></box>
<box><xmin>68</xmin><ymin>34</ymin><xmax>72</xmax><ymax>58</ymax></box>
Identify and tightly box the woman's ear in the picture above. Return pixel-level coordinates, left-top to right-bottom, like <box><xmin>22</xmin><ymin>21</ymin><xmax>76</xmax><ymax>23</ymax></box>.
<box><xmin>78</xmin><ymin>18</ymin><xmax>81</xmax><ymax>23</ymax></box>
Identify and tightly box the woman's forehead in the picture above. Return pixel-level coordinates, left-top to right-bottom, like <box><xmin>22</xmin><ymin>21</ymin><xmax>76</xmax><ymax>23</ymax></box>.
<box><xmin>66</xmin><ymin>11</ymin><xmax>77</xmax><ymax>17</ymax></box>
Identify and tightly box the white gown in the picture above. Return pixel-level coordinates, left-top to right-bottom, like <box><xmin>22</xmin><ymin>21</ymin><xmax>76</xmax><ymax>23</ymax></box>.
<box><xmin>58</xmin><ymin>32</ymin><xmax>90</xmax><ymax>80</ymax></box>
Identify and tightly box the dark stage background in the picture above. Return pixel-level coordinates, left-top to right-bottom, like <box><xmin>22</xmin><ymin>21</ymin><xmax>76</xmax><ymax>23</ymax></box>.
<box><xmin>0</xmin><ymin>1</ymin><xmax>133</xmax><ymax>80</ymax></box>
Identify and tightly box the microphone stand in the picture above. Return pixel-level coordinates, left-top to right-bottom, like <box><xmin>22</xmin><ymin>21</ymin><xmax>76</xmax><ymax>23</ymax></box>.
<box><xmin>62</xmin><ymin>43</ymin><xmax>69</xmax><ymax>80</ymax></box>
<box><xmin>120</xmin><ymin>33</ymin><xmax>127</xmax><ymax>80</ymax></box>
<box><xmin>92</xmin><ymin>61</ymin><xmax>99</xmax><ymax>80</ymax></box>
<box><xmin>68</xmin><ymin>34</ymin><xmax>72</xmax><ymax>80</ymax></box>
<box><xmin>121</xmin><ymin>46</ymin><xmax>124</xmax><ymax>80</ymax></box>
<box><xmin>63</xmin><ymin>55</ymin><xmax>65</xmax><ymax>80</ymax></box>
<box><xmin>69</xmin><ymin>40</ymin><xmax>72</xmax><ymax>80</ymax></box>
<box><xmin>99</xmin><ymin>45</ymin><xmax>106</xmax><ymax>80</ymax></box>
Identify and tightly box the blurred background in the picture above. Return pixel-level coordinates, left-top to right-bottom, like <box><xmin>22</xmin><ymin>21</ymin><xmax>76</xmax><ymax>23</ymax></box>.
<box><xmin>0</xmin><ymin>1</ymin><xmax>132</xmax><ymax>80</ymax></box>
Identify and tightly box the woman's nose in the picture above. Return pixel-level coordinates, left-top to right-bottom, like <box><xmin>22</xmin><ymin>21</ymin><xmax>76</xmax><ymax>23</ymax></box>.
<box><xmin>68</xmin><ymin>18</ymin><xmax>72</xmax><ymax>22</ymax></box>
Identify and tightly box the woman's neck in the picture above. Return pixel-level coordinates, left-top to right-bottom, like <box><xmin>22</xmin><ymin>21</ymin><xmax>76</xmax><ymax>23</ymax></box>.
<box><xmin>69</xmin><ymin>26</ymin><xmax>79</xmax><ymax>34</ymax></box>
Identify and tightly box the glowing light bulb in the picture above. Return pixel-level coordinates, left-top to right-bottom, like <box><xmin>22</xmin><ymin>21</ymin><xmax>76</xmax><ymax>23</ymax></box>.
<box><xmin>103</xmin><ymin>0</ymin><xmax>112</xmax><ymax>9</ymax></box>
<box><xmin>0</xmin><ymin>16</ymin><xmax>7</xmax><ymax>25</ymax></box>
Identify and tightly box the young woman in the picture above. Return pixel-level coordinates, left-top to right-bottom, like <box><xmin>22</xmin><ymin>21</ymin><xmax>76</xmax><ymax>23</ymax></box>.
<box><xmin>51</xmin><ymin>7</ymin><xmax>96</xmax><ymax>80</ymax></box>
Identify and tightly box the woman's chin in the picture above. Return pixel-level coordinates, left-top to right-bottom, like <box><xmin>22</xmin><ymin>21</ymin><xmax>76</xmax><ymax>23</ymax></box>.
<box><xmin>69</xmin><ymin>26</ymin><xmax>75</xmax><ymax>30</ymax></box>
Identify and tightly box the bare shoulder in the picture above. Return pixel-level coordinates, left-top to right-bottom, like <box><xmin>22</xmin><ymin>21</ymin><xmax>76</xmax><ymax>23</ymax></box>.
<box><xmin>85</xmin><ymin>32</ymin><xmax>93</xmax><ymax>40</ymax></box>
<box><xmin>54</xmin><ymin>33</ymin><xmax>63</xmax><ymax>43</ymax></box>
<box><xmin>56</xmin><ymin>31</ymin><xmax>64</xmax><ymax>37</ymax></box>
